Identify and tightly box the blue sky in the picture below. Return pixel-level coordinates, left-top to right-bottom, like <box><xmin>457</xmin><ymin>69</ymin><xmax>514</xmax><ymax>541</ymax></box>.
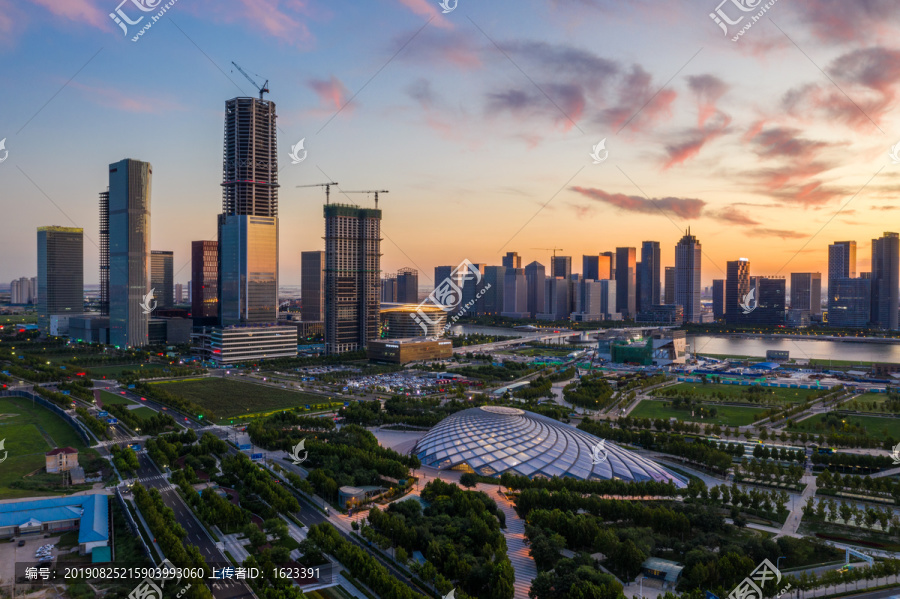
<box><xmin>2</xmin><ymin>0</ymin><xmax>900</xmax><ymax>287</ymax></box>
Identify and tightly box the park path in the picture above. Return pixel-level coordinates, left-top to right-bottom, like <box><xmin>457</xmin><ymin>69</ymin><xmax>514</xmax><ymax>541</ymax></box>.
<box><xmin>476</xmin><ymin>483</ymin><xmax>537</xmax><ymax>599</ymax></box>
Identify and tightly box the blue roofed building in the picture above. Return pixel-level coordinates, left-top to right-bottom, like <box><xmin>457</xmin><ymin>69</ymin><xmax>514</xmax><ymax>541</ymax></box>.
<box><xmin>0</xmin><ymin>494</ymin><xmax>108</xmax><ymax>554</ymax></box>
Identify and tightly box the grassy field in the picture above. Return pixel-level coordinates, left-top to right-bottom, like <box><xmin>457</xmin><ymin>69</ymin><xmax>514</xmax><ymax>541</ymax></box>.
<box><xmin>149</xmin><ymin>378</ymin><xmax>335</xmax><ymax>421</ymax></box>
<box><xmin>654</xmin><ymin>382</ymin><xmax>823</xmax><ymax>404</ymax></box>
<box><xmin>0</xmin><ymin>396</ymin><xmax>94</xmax><ymax>499</ymax></box>
<box><xmin>128</xmin><ymin>406</ymin><xmax>159</xmax><ymax>420</ymax></box>
<box><xmin>788</xmin><ymin>413</ymin><xmax>900</xmax><ymax>441</ymax></box>
<box><xmin>513</xmin><ymin>347</ymin><xmax>573</xmax><ymax>357</ymax></box>
<box><xmin>87</xmin><ymin>363</ymin><xmax>170</xmax><ymax>378</ymax></box>
<box><xmin>0</xmin><ymin>314</ymin><xmax>38</xmax><ymax>324</ymax></box>
<box><xmin>630</xmin><ymin>399</ymin><xmax>765</xmax><ymax>426</ymax></box>
<box><xmin>97</xmin><ymin>390</ymin><xmax>136</xmax><ymax>406</ymax></box>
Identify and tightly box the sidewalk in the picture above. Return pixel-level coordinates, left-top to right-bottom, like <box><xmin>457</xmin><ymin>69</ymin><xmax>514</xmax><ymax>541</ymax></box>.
<box><xmin>475</xmin><ymin>482</ymin><xmax>537</xmax><ymax>599</ymax></box>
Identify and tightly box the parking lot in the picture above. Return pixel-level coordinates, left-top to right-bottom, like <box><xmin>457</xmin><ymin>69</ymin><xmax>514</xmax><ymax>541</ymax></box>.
<box><xmin>345</xmin><ymin>371</ymin><xmax>452</xmax><ymax>394</ymax></box>
<box><xmin>0</xmin><ymin>534</ymin><xmax>60</xmax><ymax>586</ymax></box>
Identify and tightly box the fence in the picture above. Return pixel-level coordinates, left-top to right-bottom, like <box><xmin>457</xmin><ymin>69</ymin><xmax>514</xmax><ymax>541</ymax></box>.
<box><xmin>0</xmin><ymin>389</ymin><xmax>91</xmax><ymax>445</ymax></box>
<box><xmin>116</xmin><ymin>487</ymin><xmax>156</xmax><ymax>565</ymax></box>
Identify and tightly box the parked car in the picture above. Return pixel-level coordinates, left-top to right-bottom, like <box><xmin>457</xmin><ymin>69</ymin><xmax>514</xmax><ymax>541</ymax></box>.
<box><xmin>17</xmin><ymin>540</ymin><xmax>25</xmax><ymax>547</ymax></box>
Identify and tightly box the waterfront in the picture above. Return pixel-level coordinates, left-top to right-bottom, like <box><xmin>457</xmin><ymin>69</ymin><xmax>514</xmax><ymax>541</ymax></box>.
<box><xmin>688</xmin><ymin>335</ymin><xmax>900</xmax><ymax>364</ymax></box>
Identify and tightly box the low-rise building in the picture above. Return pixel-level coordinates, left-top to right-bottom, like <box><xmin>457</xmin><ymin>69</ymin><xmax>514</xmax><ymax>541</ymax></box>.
<box><xmin>193</xmin><ymin>325</ymin><xmax>298</xmax><ymax>365</ymax></box>
<box><xmin>0</xmin><ymin>494</ymin><xmax>108</xmax><ymax>554</ymax></box>
<box><xmin>46</xmin><ymin>447</ymin><xmax>78</xmax><ymax>473</ymax></box>
<box><xmin>367</xmin><ymin>338</ymin><xmax>453</xmax><ymax>364</ymax></box>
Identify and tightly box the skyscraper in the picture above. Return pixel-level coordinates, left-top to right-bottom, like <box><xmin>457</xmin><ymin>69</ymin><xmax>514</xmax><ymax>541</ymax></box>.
<box><xmin>301</xmin><ymin>251</ymin><xmax>325</xmax><ymax>322</ymax></box>
<box><xmin>790</xmin><ymin>273</ymin><xmax>822</xmax><ymax>315</ymax></box>
<box><xmin>551</xmin><ymin>256</ymin><xmax>572</xmax><ymax>279</ymax></box>
<box><xmin>712</xmin><ymin>279</ymin><xmax>725</xmax><ymax>320</ymax></box>
<box><xmin>601</xmin><ymin>251</ymin><xmax>616</xmax><ymax>280</ymax></box>
<box><xmin>725</xmin><ymin>259</ymin><xmax>751</xmax><ymax>325</ymax></box>
<box><xmin>501</xmin><ymin>268</ymin><xmax>528</xmax><ymax>318</ymax></box>
<box><xmin>524</xmin><ymin>261</ymin><xmax>546</xmax><ymax>318</ymax></box>
<box><xmin>540</xmin><ymin>277</ymin><xmax>570</xmax><ymax>321</ymax></box>
<box><xmin>37</xmin><ymin>226</ymin><xmax>83</xmax><ymax>332</ymax></box>
<box><xmin>870</xmin><ymin>232</ymin><xmax>899</xmax><ymax>330</ymax></box>
<box><xmin>745</xmin><ymin>276</ymin><xmax>786</xmax><ymax>326</ymax></box>
<box><xmin>828</xmin><ymin>278</ymin><xmax>870</xmax><ymax>328</ymax></box>
<box><xmin>583</xmin><ymin>255</ymin><xmax>600</xmax><ymax>280</ymax></box>
<box><xmin>218</xmin><ymin>95</ymin><xmax>279</xmax><ymax>326</ymax></box>
<box><xmin>99</xmin><ymin>190</ymin><xmax>110</xmax><ymax>316</ymax></box>
<box><xmin>827</xmin><ymin>241</ymin><xmax>857</xmax><ymax>321</ymax></box>
<box><xmin>108</xmin><ymin>158</ymin><xmax>151</xmax><ymax>348</ymax></box>
<box><xmin>381</xmin><ymin>275</ymin><xmax>397</xmax><ymax>303</ymax></box>
<box><xmin>175</xmin><ymin>283</ymin><xmax>183</xmax><ymax>304</ymax></box>
<box><xmin>482</xmin><ymin>266</ymin><xmax>505</xmax><ymax>315</ymax></box>
<box><xmin>615</xmin><ymin>247</ymin><xmax>636</xmax><ymax>318</ymax></box>
<box><xmin>674</xmin><ymin>230</ymin><xmax>702</xmax><ymax>324</ymax></box>
<box><xmin>324</xmin><ymin>204</ymin><xmax>382</xmax><ymax>354</ymax></box>
<box><xmin>191</xmin><ymin>240</ymin><xmax>218</xmax><ymax>322</ymax></box>
<box><xmin>502</xmin><ymin>252</ymin><xmax>522</xmax><ymax>269</ymax></box>
<box><xmin>664</xmin><ymin>267</ymin><xmax>676</xmax><ymax>305</ymax></box>
<box><xmin>151</xmin><ymin>250</ymin><xmax>174</xmax><ymax>309</ymax></box>
<box><xmin>639</xmin><ymin>241</ymin><xmax>661</xmax><ymax>312</ymax></box>
<box><xmin>396</xmin><ymin>268</ymin><xmax>419</xmax><ymax>304</ymax></box>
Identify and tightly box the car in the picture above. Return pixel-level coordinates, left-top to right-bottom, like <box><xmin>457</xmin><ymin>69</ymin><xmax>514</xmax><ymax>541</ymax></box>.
<box><xmin>140</xmin><ymin>397</ymin><xmax>146</xmax><ymax>401</ymax></box>
<box><xmin>17</xmin><ymin>540</ymin><xmax>25</xmax><ymax>547</ymax></box>
<box><xmin>162</xmin><ymin>407</ymin><xmax>167</xmax><ymax>410</ymax></box>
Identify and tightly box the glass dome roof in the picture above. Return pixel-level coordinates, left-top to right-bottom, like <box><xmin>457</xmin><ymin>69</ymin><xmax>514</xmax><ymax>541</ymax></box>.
<box><xmin>414</xmin><ymin>406</ymin><xmax>687</xmax><ymax>487</ymax></box>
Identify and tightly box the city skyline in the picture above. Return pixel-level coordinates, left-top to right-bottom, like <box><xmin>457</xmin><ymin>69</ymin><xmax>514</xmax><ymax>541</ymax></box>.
<box><xmin>3</xmin><ymin>1</ymin><xmax>900</xmax><ymax>286</ymax></box>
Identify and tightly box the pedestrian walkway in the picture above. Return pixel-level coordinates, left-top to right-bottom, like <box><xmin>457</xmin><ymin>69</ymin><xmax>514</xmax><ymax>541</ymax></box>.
<box><xmin>781</xmin><ymin>474</ymin><xmax>816</xmax><ymax>537</ymax></box>
<box><xmin>475</xmin><ymin>483</ymin><xmax>536</xmax><ymax>599</ymax></box>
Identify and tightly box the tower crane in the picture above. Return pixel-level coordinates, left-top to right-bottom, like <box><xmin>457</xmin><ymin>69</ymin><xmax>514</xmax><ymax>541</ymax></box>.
<box><xmin>296</xmin><ymin>182</ymin><xmax>339</xmax><ymax>205</ymax></box>
<box><xmin>342</xmin><ymin>190</ymin><xmax>389</xmax><ymax>209</ymax></box>
<box><xmin>531</xmin><ymin>247</ymin><xmax>565</xmax><ymax>258</ymax></box>
<box><xmin>231</xmin><ymin>61</ymin><xmax>269</xmax><ymax>100</ymax></box>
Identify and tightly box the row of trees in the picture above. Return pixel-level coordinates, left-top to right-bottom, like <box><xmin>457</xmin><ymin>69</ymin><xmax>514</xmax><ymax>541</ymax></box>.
<box><xmin>683</xmin><ymin>480</ymin><xmax>791</xmax><ymax>521</ymax></box>
<box><xmin>219</xmin><ymin>453</ymin><xmax>300</xmax><ymax>514</ymax></box>
<box><xmin>735</xmin><ymin>458</ymin><xmax>804</xmax><ymax>486</ymax></box>
<box><xmin>75</xmin><ymin>406</ymin><xmax>110</xmax><ymax>439</ymax></box>
<box><xmin>789</xmin><ymin>412</ymin><xmax>898</xmax><ymax>449</ymax></box>
<box><xmin>817</xmin><ymin>469</ymin><xmax>900</xmax><ymax>502</ymax></box>
<box><xmin>110</xmin><ymin>444</ymin><xmax>139</xmax><ymax>475</ymax></box>
<box><xmin>105</xmin><ymin>402</ymin><xmax>175</xmax><ymax>435</ymax></box>
<box><xmin>144</xmin><ymin>429</ymin><xmax>198</xmax><ymax>470</ymax></box>
<box><xmin>811</xmin><ymin>450</ymin><xmax>895</xmax><ymax>471</ymax></box>
<box><xmin>752</xmin><ymin>444</ymin><xmax>805</xmax><ymax>462</ymax></box>
<box><xmin>803</xmin><ymin>497</ymin><xmax>900</xmax><ymax>532</ymax></box>
<box><xmin>562</xmin><ymin>373</ymin><xmax>616</xmax><ymax>409</ymax></box>
<box><xmin>499</xmin><ymin>472</ymin><xmax>680</xmax><ymax>497</ymax></box>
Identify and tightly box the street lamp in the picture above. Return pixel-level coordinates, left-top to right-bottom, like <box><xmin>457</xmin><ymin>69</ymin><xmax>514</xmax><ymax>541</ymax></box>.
<box><xmin>777</xmin><ymin>556</ymin><xmax>786</xmax><ymax>571</ymax></box>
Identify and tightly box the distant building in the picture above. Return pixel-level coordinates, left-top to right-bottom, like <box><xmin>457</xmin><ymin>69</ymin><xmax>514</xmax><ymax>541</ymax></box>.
<box><xmin>636</xmin><ymin>304</ymin><xmax>684</xmax><ymax>325</ymax></box>
<box><xmin>602</xmin><ymin>330</ymin><xmax>686</xmax><ymax>366</ymax></box>
<box><xmin>538</xmin><ymin>277</ymin><xmax>570</xmax><ymax>321</ymax></box>
<box><xmin>870</xmin><ymin>232</ymin><xmax>899</xmax><ymax>330</ymax></box>
<box><xmin>524</xmin><ymin>261</ymin><xmax>545</xmax><ymax>318</ymax></box>
<box><xmin>501</xmin><ymin>268</ymin><xmax>528</xmax><ymax>318</ymax></box>
<box><xmin>745</xmin><ymin>277</ymin><xmax>786</xmax><ymax>326</ymax></box>
<box><xmin>615</xmin><ymin>247</ymin><xmax>637</xmax><ymax>318</ymax></box>
<box><xmin>664</xmin><ymin>266</ymin><xmax>676</xmax><ymax>305</ymax></box>
<box><xmin>828</xmin><ymin>278</ymin><xmax>871</xmax><ymax>328</ymax></box>
<box><xmin>381</xmin><ymin>275</ymin><xmax>397</xmax><ymax>303</ymax></box>
<box><xmin>324</xmin><ymin>204</ymin><xmax>381</xmax><ymax>354</ymax></box>
<box><xmin>107</xmin><ymin>158</ymin><xmax>151</xmax><ymax>348</ymax></box>
<box><xmin>571</xmin><ymin>279</ymin><xmax>607</xmax><ymax>321</ymax></box>
<box><xmin>9</xmin><ymin>277</ymin><xmax>36</xmax><ymax>305</ymax></box>
<box><xmin>196</xmin><ymin>325</ymin><xmax>298</xmax><ymax>365</ymax></box>
<box><xmin>37</xmin><ymin>226</ymin><xmax>84</xmax><ymax>332</ymax></box>
<box><xmin>600</xmin><ymin>251</ymin><xmax>616</xmax><ymax>280</ymax></box>
<box><xmin>382</xmin><ymin>305</ymin><xmax>446</xmax><ymax>338</ymax></box>
<box><xmin>46</xmin><ymin>447</ymin><xmax>78</xmax><ymax>473</ymax></box>
<box><xmin>502</xmin><ymin>252</ymin><xmax>521</xmax><ymax>269</ymax></box>
<box><xmin>150</xmin><ymin>251</ymin><xmax>174</xmax><ymax>309</ymax></box>
<box><xmin>551</xmin><ymin>256</ymin><xmax>572</xmax><ymax>279</ymax></box>
<box><xmin>174</xmin><ymin>283</ymin><xmax>183</xmax><ymax>304</ymax></box>
<box><xmin>582</xmin><ymin>255</ymin><xmax>600</xmax><ymax>280</ymax></box>
<box><xmin>790</xmin><ymin>272</ymin><xmax>822</xmax><ymax>316</ymax></box>
<box><xmin>828</xmin><ymin>241</ymin><xmax>856</xmax><ymax>319</ymax></box>
<box><xmin>674</xmin><ymin>230</ymin><xmax>702</xmax><ymax>324</ymax></box>
<box><xmin>396</xmin><ymin>267</ymin><xmax>419</xmax><ymax>304</ymax></box>
<box><xmin>367</xmin><ymin>338</ymin><xmax>453</xmax><ymax>364</ymax></box>
<box><xmin>725</xmin><ymin>259</ymin><xmax>751</xmax><ymax>325</ymax></box>
<box><xmin>482</xmin><ymin>266</ymin><xmax>505</xmax><ymax>315</ymax></box>
<box><xmin>69</xmin><ymin>316</ymin><xmax>110</xmax><ymax>344</ymax></box>
<box><xmin>712</xmin><ymin>279</ymin><xmax>725</xmax><ymax>320</ymax></box>
<box><xmin>639</xmin><ymin>241</ymin><xmax>661</xmax><ymax>312</ymax></box>
<box><xmin>191</xmin><ymin>240</ymin><xmax>218</xmax><ymax>323</ymax></box>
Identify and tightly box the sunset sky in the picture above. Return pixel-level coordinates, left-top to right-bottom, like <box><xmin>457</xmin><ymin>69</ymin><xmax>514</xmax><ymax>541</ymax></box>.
<box><xmin>2</xmin><ymin>0</ymin><xmax>899</xmax><ymax>288</ymax></box>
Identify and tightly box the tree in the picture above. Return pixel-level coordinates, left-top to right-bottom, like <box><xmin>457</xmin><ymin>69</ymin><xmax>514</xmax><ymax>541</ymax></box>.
<box><xmin>459</xmin><ymin>472</ymin><xmax>479</xmax><ymax>488</ymax></box>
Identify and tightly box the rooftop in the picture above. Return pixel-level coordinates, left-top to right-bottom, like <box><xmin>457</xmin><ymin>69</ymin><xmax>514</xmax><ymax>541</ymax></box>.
<box><xmin>0</xmin><ymin>494</ymin><xmax>108</xmax><ymax>546</ymax></box>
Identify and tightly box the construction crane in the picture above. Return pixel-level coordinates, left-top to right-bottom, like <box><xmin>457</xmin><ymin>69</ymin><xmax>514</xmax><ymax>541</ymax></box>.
<box><xmin>343</xmin><ymin>190</ymin><xmax>389</xmax><ymax>209</ymax></box>
<box><xmin>531</xmin><ymin>247</ymin><xmax>565</xmax><ymax>258</ymax></box>
<box><xmin>297</xmin><ymin>182</ymin><xmax>339</xmax><ymax>205</ymax></box>
<box><xmin>231</xmin><ymin>61</ymin><xmax>269</xmax><ymax>100</ymax></box>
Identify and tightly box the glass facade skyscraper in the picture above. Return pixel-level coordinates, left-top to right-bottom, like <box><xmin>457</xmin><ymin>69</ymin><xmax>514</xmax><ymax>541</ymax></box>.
<box><xmin>108</xmin><ymin>158</ymin><xmax>151</xmax><ymax>348</ymax></box>
<box><xmin>674</xmin><ymin>229</ymin><xmax>702</xmax><ymax>323</ymax></box>
<box><xmin>150</xmin><ymin>250</ymin><xmax>174</xmax><ymax>309</ymax></box>
<box><xmin>191</xmin><ymin>240</ymin><xmax>219</xmax><ymax>321</ymax></box>
<box><xmin>639</xmin><ymin>240</ymin><xmax>661</xmax><ymax>312</ymax></box>
<box><xmin>37</xmin><ymin>226</ymin><xmax>84</xmax><ymax>332</ymax></box>
<box><xmin>301</xmin><ymin>251</ymin><xmax>325</xmax><ymax>322</ymax></box>
<box><xmin>870</xmin><ymin>232</ymin><xmax>899</xmax><ymax>330</ymax></box>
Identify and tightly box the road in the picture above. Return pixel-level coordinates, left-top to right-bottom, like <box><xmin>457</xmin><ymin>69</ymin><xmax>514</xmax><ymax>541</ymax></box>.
<box><xmin>134</xmin><ymin>452</ymin><xmax>253</xmax><ymax>599</ymax></box>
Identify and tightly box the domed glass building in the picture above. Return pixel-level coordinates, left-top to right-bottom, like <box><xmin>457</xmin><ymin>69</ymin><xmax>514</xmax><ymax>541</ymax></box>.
<box><xmin>414</xmin><ymin>406</ymin><xmax>686</xmax><ymax>487</ymax></box>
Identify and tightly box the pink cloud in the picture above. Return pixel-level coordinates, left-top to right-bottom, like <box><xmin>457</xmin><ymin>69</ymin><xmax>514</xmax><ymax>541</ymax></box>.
<box><xmin>27</xmin><ymin>0</ymin><xmax>106</xmax><ymax>29</ymax></box>
<box><xmin>569</xmin><ymin>187</ymin><xmax>706</xmax><ymax>219</ymax></box>
<box><xmin>308</xmin><ymin>77</ymin><xmax>351</xmax><ymax>111</ymax></box>
<box><xmin>687</xmin><ymin>74</ymin><xmax>728</xmax><ymax>128</ymax></box>
<box><xmin>70</xmin><ymin>81</ymin><xmax>180</xmax><ymax>113</ymax></box>
<box><xmin>396</xmin><ymin>0</ymin><xmax>453</xmax><ymax>29</ymax></box>
<box><xmin>662</xmin><ymin>111</ymin><xmax>731</xmax><ymax>169</ymax></box>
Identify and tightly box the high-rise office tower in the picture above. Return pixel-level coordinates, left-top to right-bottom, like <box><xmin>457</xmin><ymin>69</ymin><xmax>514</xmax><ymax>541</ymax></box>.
<box><xmin>396</xmin><ymin>268</ymin><xmax>419</xmax><ymax>304</ymax></box>
<box><xmin>10</xmin><ymin>277</ymin><xmax>35</xmax><ymax>304</ymax></box>
<box><xmin>664</xmin><ymin>267</ymin><xmax>676</xmax><ymax>305</ymax></box>
<box><xmin>524</xmin><ymin>261</ymin><xmax>546</xmax><ymax>318</ymax></box>
<box><xmin>218</xmin><ymin>95</ymin><xmax>279</xmax><ymax>326</ymax></box>
<box><xmin>615</xmin><ymin>247</ymin><xmax>636</xmax><ymax>318</ymax></box>
<box><xmin>712</xmin><ymin>279</ymin><xmax>725</xmax><ymax>320</ymax></box>
<box><xmin>37</xmin><ymin>226</ymin><xmax>83</xmax><ymax>332</ymax></box>
<box><xmin>790</xmin><ymin>273</ymin><xmax>822</xmax><ymax>315</ymax></box>
<box><xmin>635</xmin><ymin>262</ymin><xmax>643</xmax><ymax>314</ymax></box>
<box><xmin>501</xmin><ymin>268</ymin><xmax>528</xmax><ymax>318</ymax></box>
<box><xmin>462</xmin><ymin>263</ymin><xmax>486</xmax><ymax>312</ymax></box>
<box><xmin>639</xmin><ymin>241</ymin><xmax>661</xmax><ymax>312</ymax></box>
<box><xmin>482</xmin><ymin>266</ymin><xmax>505</xmax><ymax>315</ymax></box>
<box><xmin>828</xmin><ymin>241</ymin><xmax>857</xmax><ymax>283</ymax></box>
<box><xmin>674</xmin><ymin>229</ymin><xmax>702</xmax><ymax>324</ymax></box>
<box><xmin>745</xmin><ymin>276</ymin><xmax>786</xmax><ymax>326</ymax></box>
<box><xmin>175</xmin><ymin>283</ymin><xmax>183</xmax><ymax>304</ymax></box>
<box><xmin>540</xmin><ymin>277</ymin><xmax>571</xmax><ymax>321</ymax></box>
<box><xmin>583</xmin><ymin>255</ymin><xmax>600</xmax><ymax>280</ymax></box>
<box><xmin>381</xmin><ymin>275</ymin><xmax>397</xmax><ymax>303</ymax></box>
<box><xmin>725</xmin><ymin>259</ymin><xmax>751</xmax><ymax>325</ymax></box>
<box><xmin>99</xmin><ymin>190</ymin><xmax>110</xmax><ymax>316</ymax></box>
<box><xmin>108</xmin><ymin>158</ymin><xmax>151</xmax><ymax>348</ymax></box>
<box><xmin>870</xmin><ymin>232</ymin><xmax>899</xmax><ymax>330</ymax></box>
<box><xmin>502</xmin><ymin>252</ymin><xmax>521</xmax><ymax>269</ymax></box>
<box><xmin>301</xmin><ymin>251</ymin><xmax>325</xmax><ymax>322</ymax></box>
<box><xmin>191</xmin><ymin>240</ymin><xmax>218</xmax><ymax>321</ymax></box>
<box><xmin>324</xmin><ymin>204</ymin><xmax>382</xmax><ymax>354</ymax></box>
<box><xmin>551</xmin><ymin>255</ymin><xmax>572</xmax><ymax>279</ymax></box>
<box><xmin>829</xmin><ymin>278</ymin><xmax>871</xmax><ymax>328</ymax></box>
<box><xmin>150</xmin><ymin>250</ymin><xmax>174</xmax><ymax>309</ymax></box>
<box><xmin>434</xmin><ymin>266</ymin><xmax>453</xmax><ymax>287</ymax></box>
<box><xmin>600</xmin><ymin>251</ymin><xmax>616</xmax><ymax>280</ymax></box>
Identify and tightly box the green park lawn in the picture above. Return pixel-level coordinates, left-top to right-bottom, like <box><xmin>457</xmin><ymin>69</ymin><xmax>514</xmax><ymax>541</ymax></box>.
<box><xmin>0</xmin><ymin>396</ymin><xmax>95</xmax><ymax>499</ymax></box>
<box><xmin>128</xmin><ymin>406</ymin><xmax>159</xmax><ymax>420</ymax></box>
<box><xmin>87</xmin><ymin>363</ymin><xmax>170</xmax><ymax>378</ymax></box>
<box><xmin>654</xmin><ymin>382</ymin><xmax>823</xmax><ymax>404</ymax></box>
<box><xmin>630</xmin><ymin>399</ymin><xmax>764</xmax><ymax>426</ymax></box>
<box><xmin>149</xmin><ymin>377</ymin><xmax>335</xmax><ymax>422</ymax></box>
<box><xmin>788</xmin><ymin>413</ymin><xmax>900</xmax><ymax>441</ymax></box>
<box><xmin>0</xmin><ymin>315</ymin><xmax>38</xmax><ymax>325</ymax></box>
<box><xmin>97</xmin><ymin>390</ymin><xmax>137</xmax><ymax>406</ymax></box>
